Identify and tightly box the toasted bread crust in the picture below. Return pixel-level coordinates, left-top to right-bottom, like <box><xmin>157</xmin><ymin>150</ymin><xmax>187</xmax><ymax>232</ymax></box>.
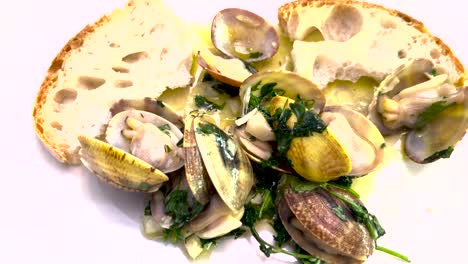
<box><xmin>278</xmin><ymin>0</ymin><xmax>465</xmax><ymax>81</ymax></box>
<box><xmin>33</xmin><ymin>15</ymin><xmax>110</xmax><ymax>163</ymax></box>
<box><xmin>32</xmin><ymin>0</ymin><xmax>194</xmax><ymax>164</ymax></box>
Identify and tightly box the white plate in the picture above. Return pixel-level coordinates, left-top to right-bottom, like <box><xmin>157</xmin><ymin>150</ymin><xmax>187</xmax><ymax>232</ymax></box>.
<box><xmin>4</xmin><ymin>0</ymin><xmax>468</xmax><ymax>263</ymax></box>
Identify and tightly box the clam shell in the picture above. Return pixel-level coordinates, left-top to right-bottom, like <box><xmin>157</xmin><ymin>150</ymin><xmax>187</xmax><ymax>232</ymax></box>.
<box><xmin>78</xmin><ymin>135</ymin><xmax>169</xmax><ymax>192</ymax></box>
<box><xmin>287</xmin><ymin>130</ymin><xmax>352</xmax><ymax>182</ymax></box>
<box><xmin>279</xmin><ymin>187</ymin><xmax>373</xmax><ymax>263</ymax></box>
<box><xmin>197</xmin><ymin>50</ymin><xmax>252</xmax><ymax>87</ymax></box>
<box><xmin>211</xmin><ymin>8</ymin><xmax>279</xmax><ymax>62</ymax></box>
<box><xmin>404</xmin><ymin>89</ymin><xmax>468</xmax><ymax>163</ymax></box>
<box><xmin>184</xmin><ymin>114</ymin><xmax>213</xmax><ymax>204</ymax></box>
<box><xmin>193</xmin><ymin>117</ymin><xmax>254</xmax><ymax>211</ymax></box>
<box><xmin>106</xmin><ymin>109</ymin><xmax>184</xmax><ymax>158</ymax></box>
<box><xmin>240</xmin><ymin>71</ymin><xmax>325</xmax><ymax>116</ymax></box>
<box><xmin>109</xmin><ymin>98</ymin><xmax>183</xmax><ymax>129</ymax></box>
<box><xmin>323</xmin><ymin>106</ymin><xmax>385</xmax><ymax>176</ymax></box>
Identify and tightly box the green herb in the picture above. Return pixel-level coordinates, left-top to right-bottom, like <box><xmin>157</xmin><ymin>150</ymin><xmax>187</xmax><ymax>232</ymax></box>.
<box><xmin>194</xmin><ymin>95</ymin><xmax>225</xmax><ymax>111</ymax></box>
<box><xmin>164</xmin><ymin>144</ymin><xmax>172</xmax><ymax>153</ymax></box>
<box><xmin>163</xmin><ymin>227</ymin><xmax>185</xmax><ymax>244</ymax></box>
<box><xmin>376</xmin><ymin>245</ymin><xmax>411</xmax><ymax>262</ymax></box>
<box><xmin>243</xmin><ymin>60</ymin><xmax>258</xmax><ymax>74</ymax></box>
<box><xmin>163</xmin><ymin>189</ymin><xmax>205</xmax><ymax>243</ymax></box>
<box><xmin>272</xmin><ymin>108</ymin><xmax>293</xmax><ymax>160</ymax></box>
<box><xmin>380</xmin><ymin>143</ymin><xmax>387</xmax><ymax>149</ymax></box>
<box><xmin>199</xmin><ymin>228</ymin><xmax>246</xmax><ymax>252</ymax></box>
<box><xmin>260</xmin><ymin>83</ymin><xmax>278</xmax><ymax>98</ymax></box>
<box><xmin>249</xmin><ymin>51</ymin><xmax>264</xmax><ymax>59</ymax></box>
<box><xmin>258</xmin><ymin>190</ymin><xmax>275</xmax><ymax>219</ymax></box>
<box><xmin>272</xmin><ymin>215</ymin><xmax>290</xmax><ymax>247</ymax></box>
<box><xmin>330</xmin><ymin>176</ymin><xmax>354</xmax><ymax>188</ymax></box>
<box><xmin>241</xmin><ymin>204</ymin><xmax>321</xmax><ymax>262</ymax></box>
<box><xmin>202</xmin><ymin>71</ymin><xmax>215</xmax><ymax>82</ymax></box>
<box><xmin>333</xmin><ymin>205</ymin><xmax>349</xmax><ymax>221</ymax></box>
<box><xmin>415</xmin><ymin>101</ymin><xmax>454</xmax><ymax>129</ymax></box>
<box><xmin>158</xmin><ymin>124</ymin><xmax>171</xmax><ymax>136</ymax></box>
<box><xmin>423</xmin><ymin>146</ymin><xmax>454</xmax><ymax>163</ymax></box>
<box><xmin>196</xmin><ymin>123</ymin><xmax>217</xmax><ymax>135</ymax></box>
<box><xmin>144</xmin><ymin>198</ymin><xmax>152</xmax><ymax>216</ymax></box>
<box><xmin>165</xmin><ymin>190</ymin><xmax>204</xmax><ymax>226</ymax></box>
<box><xmin>431</xmin><ymin>68</ymin><xmax>437</xmax><ymax>76</ymax></box>
<box><xmin>249</xmin><ymin>135</ymin><xmax>257</xmax><ymax>141</ymax></box>
<box><xmin>176</xmin><ymin>138</ymin><xmax>184</xmax><ymax>148</ymax></box>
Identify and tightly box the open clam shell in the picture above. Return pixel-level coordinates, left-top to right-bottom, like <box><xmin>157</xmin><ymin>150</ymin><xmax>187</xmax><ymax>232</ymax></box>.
<box><xmin>240</xmin><ymin>70</ymin><xmax>325</xmax><ymax>116</ymax></box>
<box><xmin>184</xmin><ymin>114</ymin><xmax>213</xmax><ymax>204</ymax></box>
<box><xmin>197</xmin><ymin>49</ymin><xmax>252</xmax><ymax>87</ymax></box>
<box><xmin>106</xmin><ymin>110</ymin><xmax>184</xmax><ymax>172</ymax></box>
<box><xmin>78</xmin><ymin>135</ymin><xmax>169</xmax><ymax>192</ymax></box>
<box><xmin>193</xmin><ymin>116</ymin><xmax>254</xmax><ymax>212</ymax></box>
<box><xmin>279</xmin><ymin>187</ymin><xmax>373</xmax><ymax>264</ymax></box>
<box><xmin>323</xmin><ymin>106</ymin><xmax>385</xmax><ymax>176</ymax></box>
<box><xmin>109</xmin><ymin>98</ymin><xmax>183</xmax><ymax>129</ymax></box>
<box><xmin>211</xmin><ymin>8</ymin><xmax>279</xmax><ymax>62</ymax></box>
<box><xmin>404</xmin><ymin>88</ymin><xmax>468</xmax><ymax>163</ymax></box>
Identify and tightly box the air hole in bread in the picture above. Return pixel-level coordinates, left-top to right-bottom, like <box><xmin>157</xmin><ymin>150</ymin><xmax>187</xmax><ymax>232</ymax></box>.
<box><xmin>114</xmin><ymin>80</ymin><xmax>133</xmax><ymax>88</ymax></box>
<box><xmin>398</xmin><ymin>49</ymin><xmax>407</xmax><ymax>59</ymax></box>
<box><xmin>122</xmin><ymin>51</ymin><xmax>149</xmax><ymax>63</ymax></box>
<box><xmin>313</xmin><ymin>55</ymin><xmax>339</xmax><ymax>84</ymax></box>
<box><xmin>54</xmin><ymin>88</ymin><xmax>77</xmax><ymax>104</ymax></box>
<box><xmin>112</xmin><ymin>66</ymin><xmax>130</xmax><ymax>73</ymax></box>
<box><xmin>322</xmin><ymin>5</ymin><xmax>363</xmax><ymax>42</ymax></box>
<box><xmin>381</xmin><ymin>18</ymin><xmax>397</xmax><ymax>29</ymax></box>
<box><xmin>302</xmin><ymin>27</ymin><xmax>325</xmax><ymax>42</ymax></box>
<box><xmin>109</xmin><ymin>43</ymin><xmax>120</xmax><ymax>48</ymax></box>
<box><xmin>78</xmin><ymin>76</ymin><xmax>106</xmax><ymax>90</ymax></box>
<box><xmin>430</xmin><ymin>49</ymin><xmax>441</xmax><ymax>59</ymax></box>
<box><xmin>51</xmin><ymin>121</ymin><xmax>63</xmax><ymax>131</ymax></box>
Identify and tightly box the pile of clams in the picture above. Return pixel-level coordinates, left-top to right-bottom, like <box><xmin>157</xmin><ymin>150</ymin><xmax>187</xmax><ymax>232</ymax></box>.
<box><xmin>75</xmin><ymin>6</ymin><xmax>468</xmax><ymax>264</ymax></box>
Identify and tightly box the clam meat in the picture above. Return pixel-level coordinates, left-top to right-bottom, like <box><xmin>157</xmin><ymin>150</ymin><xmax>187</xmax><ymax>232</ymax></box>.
<box><xmin>78</xmin><ymin>108</ymin><xmax>184</xmax><ymax>192</ymax></box>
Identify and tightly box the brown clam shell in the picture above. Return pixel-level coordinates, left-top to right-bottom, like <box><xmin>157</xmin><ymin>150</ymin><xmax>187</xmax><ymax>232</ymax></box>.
<box><xmin>279</xmin><ymin>187</ymin><xmax>373</xmax><ymax>263</ymax></box>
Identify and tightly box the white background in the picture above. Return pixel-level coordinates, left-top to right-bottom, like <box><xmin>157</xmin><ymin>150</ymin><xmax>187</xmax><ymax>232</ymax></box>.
<box><xmin>2</xmin><ymin>0</ymin><xmax>468</xmax><ymax>263</ymax></box>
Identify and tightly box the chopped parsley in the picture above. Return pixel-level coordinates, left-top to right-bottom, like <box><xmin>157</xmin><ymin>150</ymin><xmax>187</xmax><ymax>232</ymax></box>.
<box><xmin>423</xmin><ymin>146</ymin><xmax>454</xmax><ymax>163</ymax></box>
<box><xmin>176</xmin><ymin>138</ymin><xmax>184</xmax><ymax>148</ymax></box>
<box><xmin>196</xmin><ymin>122</ymin><xmax>218</xmax><ymax>135</ymax></box>
<box><xmin>415</xmin><ymin>101</ymin><xmax>454</xmax><ymax>129</ymax></box>
<box><xmin>249</xmin><ymin>51</ymin><xmax>264</xmax><ymax>59</ymax></box>
<box><xmin>194</xmin><ymin>95</ymin><xmax>225</xmax><ymax>111</ymax></box>
<box><xmin>163</xmin><ymin>189</ymin><xmax>204</xmax><ymax>243</ymax></box>
<box><xmin>158</xmin><ymin>124</ymin><xmax>171</xmax><ymax>136</ymax></box>
<box><xmin>164</xmin><ymin>144</ymin><xmax>172</xmax><ymax>153</ymax></box>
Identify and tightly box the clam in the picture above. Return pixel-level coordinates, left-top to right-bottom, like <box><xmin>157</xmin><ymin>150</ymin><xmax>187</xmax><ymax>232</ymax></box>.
<box><xmin>372</xmin><ymin>59</ymin><xmax>465</xmax><ymax>132</ymax></box>
<box><xmin>278</xmin><ymin>187</ymin><xmax>374</xmax><ymax>264</ymax></box>
<box><xmin>183</xmin><ymin>114</ymin><xmax>213</xmax><ymax>205</ymax></box>
<box><xmin>321</xmin><ymin>106</ymin><xmax>385</xmax><ymax>176</ymax></box>
<box><xmin>237</xmin><ymin>71</ymin><xmax>384</xmax><ymax>182</ymax></box>
<box><xmin>188</xmin><ymin>194</ymin><xmax>244</xmax><ymax>239</ymax></box>
<box><xmin>186</xmin><ymin>114</ymin><xmax>255</xmax><ymax>211</ymax></box>
<box><xmin>211</xmin><ymin>8</ymin><xmax>279</xmax><ymax>62</ymax></box>
<box><xmin>371</xmin><ymin>59</ymin><xmax>468</xmax><ymax>163</ymax></box>
<box><xmin>109</xmin><ymin>97</ymin><xmax>183</xmax><ymax>129</ymax></box>
<box><xmin>197</xmin><ymin>49</ymin><xmax>253</xmax><ymax>87</ymax></box>
<box><xmin>78</xmin><ymin>109</ymin><xmax>184</xmax><ymax>192</ymax></box>
<box><xmin>239</xmin><ymin>70</ymin><xmax>325</xmax><ymax>116</ymax></box>
<box><xmin>404</xmin><ymin>90</ymin><xmax>468</xmax><ymax>163</ymax></box>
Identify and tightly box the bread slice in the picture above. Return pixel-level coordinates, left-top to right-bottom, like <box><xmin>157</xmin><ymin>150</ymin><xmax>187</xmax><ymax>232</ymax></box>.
<box><xmin>33</xmin><ymin>0</ymin><xmax>195</xmax><ymax>164</ymax></box>
<box><xmin>278</xmin><ymin>0</ymin><xmax>465</xmax><ymax>89</ymax></box>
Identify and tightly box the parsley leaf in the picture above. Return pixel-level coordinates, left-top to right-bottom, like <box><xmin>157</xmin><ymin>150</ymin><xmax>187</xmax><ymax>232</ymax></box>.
<box><xmin>423</xmin><ymin>146</ymin><xmax>454</xmax><ymax>163</ymax></box>
<box><xmin>415</xmin><ymin>101</ymin><xmax>454</xmax><ymax>129</ymax></box>
<box><xmin>194</xmin><ymin>95</ymin><xmax>225</xmax><ymax>111</ymax></box>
